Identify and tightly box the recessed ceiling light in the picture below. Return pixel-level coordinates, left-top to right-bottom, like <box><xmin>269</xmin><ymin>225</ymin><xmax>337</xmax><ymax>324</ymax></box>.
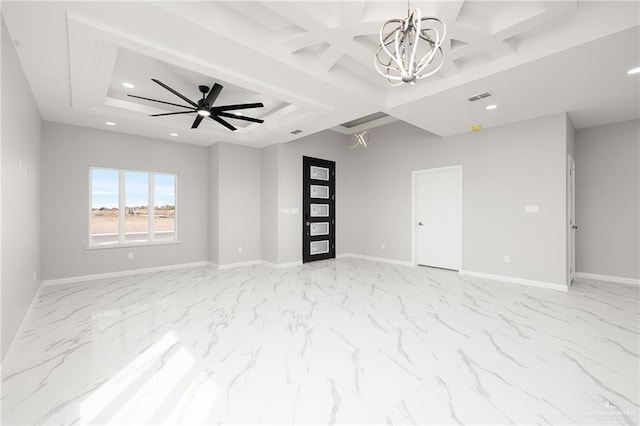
<box><xmin>170</xmin><ymin>133</ymin><xmax>179</xmax><ymax>137</ymax></box>
<box><xmin>105</xmin><ymin>121</ymin><xmax>116</xmax><ymax>126</ymax></box>
<box><xmin>486</xmin><ymin>104</ymin><xmax>498</xmax><ymax>110</ymax></box>
<box><xmin>122</xmin><ymin>82</ymin><xmax>135</xmax><ymax>89</ymax></box>
<box><xmin>627</xmin><ymin>67</ymin><xmax>640</xmax><ymax>75</ymax></box>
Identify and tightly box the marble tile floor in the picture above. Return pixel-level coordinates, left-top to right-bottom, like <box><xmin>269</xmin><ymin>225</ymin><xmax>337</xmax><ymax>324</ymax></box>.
<box><xmin>1</xmin><ymin>258</ymin><xmax>638</xmax><ymax>425</ymax></box>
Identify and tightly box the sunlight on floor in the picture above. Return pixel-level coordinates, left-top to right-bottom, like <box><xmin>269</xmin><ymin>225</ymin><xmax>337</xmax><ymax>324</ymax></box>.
<box><xmin>80</xmin><ymin>330</ymin><xmax>204</xmax><ymax>424</ymax></box>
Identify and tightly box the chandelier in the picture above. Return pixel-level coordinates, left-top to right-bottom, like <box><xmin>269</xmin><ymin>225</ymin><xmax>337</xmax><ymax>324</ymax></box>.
<box><xmin>375</xmin><ymin>4</ymin><xmax>446</xmax><ymax>86</ymax></box>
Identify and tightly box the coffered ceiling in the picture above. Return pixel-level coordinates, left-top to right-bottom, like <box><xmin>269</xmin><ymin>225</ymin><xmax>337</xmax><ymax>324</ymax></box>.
<box><xmin>2</xmin><ymin>1</ymin><xmax>638</xmax><ymax>147</ymax></box>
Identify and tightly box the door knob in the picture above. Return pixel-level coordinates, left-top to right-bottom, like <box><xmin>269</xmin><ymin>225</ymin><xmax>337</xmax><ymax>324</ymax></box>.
<box><xmin>572</xmin><ymin>225</ymin><xmax>578</xmax><ymax>230</ymax></box>
<box><xmin>418</xmin><ymin>221</ymin><xmax>424</xmax><ymax>226</ymax></box>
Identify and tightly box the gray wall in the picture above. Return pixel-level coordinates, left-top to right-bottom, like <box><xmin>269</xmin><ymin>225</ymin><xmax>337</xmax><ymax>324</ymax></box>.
<box><xmin>261</xmin><ymin>144</ymin><xmax>279</xmax><ymax>264</ymax></box>
<box><xmin>1</xmin><ymin>18</ymin><xmax>43</xmax><ymax>360</ymax></box>
<box><xmin>276</xmin><ymin>131</ymin><xmax>350</xmax><ymax>264</ymax></box>
<box><xmin>215</xmin><ymin>142</ymin><xmax>261</xmax><ymax>265</ymax></box>
<box><xmin>346</xmin><ymin>114</ymin><xmax>569</xmax><ymax>285</ymax></box>
<box><xmin>41</xmin><ymin>122</ymin><xmax>208</xmax><ymax>279</ymax></box>
<box><xmin>575</xmin><ymin>119</ymin><xmax>640</xmax><ymax>279</ymax></box>
<box><xmin>207</xmin><ymin>144</ymin><xmax>219</xmax><ymax>264</ymax></box>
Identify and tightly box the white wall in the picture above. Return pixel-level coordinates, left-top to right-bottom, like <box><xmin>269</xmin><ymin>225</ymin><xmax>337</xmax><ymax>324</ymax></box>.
<box><xmin>346</xmin><ymin>114</ymin><xmax>569</xmax><ymax>285</ymax></box>
<box><xmin>41</xmin><ymin>122</ymin><xmax>208</xmax><ymax>280</ymax></box>
<box><xmin>215</xmin><ymin>142</ymin><xmax>261</xmax><ymax>265</ymax></box>
<box><xmin>1</xmin><ymin>18</ymin><xmax>42</xmax><ymax>360</ymax></box>
<box><xmin>575</xmin><ymin>119</ymin><xmax>640</xmax><ymax>279</ymax></box>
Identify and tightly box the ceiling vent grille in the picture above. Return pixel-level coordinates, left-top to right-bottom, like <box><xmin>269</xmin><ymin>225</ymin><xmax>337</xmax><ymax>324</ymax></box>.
<box><xmin>340</xmin><ymin>112</ymin><xmax>389</xmax><ymax>129</ymax></box>
<box><xmin>467</xmin><ymin>91</ymin><xmax>492</xmax><ymax>102</ymax></box>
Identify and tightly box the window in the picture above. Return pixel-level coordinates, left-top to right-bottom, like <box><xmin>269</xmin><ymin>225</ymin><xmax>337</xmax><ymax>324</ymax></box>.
<box><xmin>90</xmin><ymin>168</ymin><xmax>177</xmax><ymax>247</ymax></box>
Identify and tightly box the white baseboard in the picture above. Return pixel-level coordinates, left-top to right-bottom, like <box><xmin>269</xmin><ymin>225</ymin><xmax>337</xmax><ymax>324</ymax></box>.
<box><xmin>337</xmin><ymin>253</ymin><xmax>414</xmax><ymax>267</ymax></box>
<box><xmin>261</xmin><ymin>260</ymin><xmax>303</xmax><ymax>269</ymax></box>
<box><xmin>576</xmin><ymin>272</ymin><xmax>640</xmax><ymax>286</ymax></box>
<box><xmin>2</xmin><ymin>281</ymin><xmax>42</xmax><ymax>362</ymax></box>
<box><xmin>218</xmin><ymin>260</ymin><xmax>302</xmax><ymax>269</ymax></box>
<box><xmin>41</xmin><ymin>261</ymin><xmax>210</xmax><ymax>286</ymax></box>
<box><xmin>458</xmin><ymin>270</ymin><xmax>567</xmax><ymax>292</ymax></box>
<box><xmin>217</xmin><ymin>260</ymin><xmax>263</xmax><ymax>270</ymax></box>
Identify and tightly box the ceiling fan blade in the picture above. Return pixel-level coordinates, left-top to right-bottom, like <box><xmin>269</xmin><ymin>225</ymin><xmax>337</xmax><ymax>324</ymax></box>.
<box><xmin>217</xmin><ymin>112</ymin><xmax>264</xmax><ymax>123</ymax></box>
<box><xmin>211</xmin><ymin>102</ymin><xmax>264</xmax><ymax>112</ymax></box>
<box><xmin>151</xmin><ymin>110</ymin><xmax>197</xmax><ymax>117</ymax></box>
<box><xmin>128</xmin><ymin>94</ymin><xmax>194</xmax><ymax>110</ymax></box>
<box><xmin>210</xmin><ymin>115</ymin><xmax>237</xmax><ymax>131</ymax></box>
<box><xmin>191</xmin><ymin>115</ymin><xmax>205</xmax><ymax>129</ymax></box>
<box><xmin>151</xmin><ymin>79</ymin><xmax>198</xmax><ymax>108</ymax></box>
<box><xmin>204</xmin><ymin>83</ymin><xmax>223</xmax><ymax>106</ymax></box>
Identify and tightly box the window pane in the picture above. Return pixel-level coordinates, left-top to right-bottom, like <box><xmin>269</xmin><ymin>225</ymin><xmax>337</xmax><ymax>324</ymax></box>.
<box><xmin>154</xmin><ymin>174</ymin><xmax>175</xmax><ymax>240</ymax></box>
<box><xmin>124</xmin><ymin>172</ymin><xmax>149</xmax><ymax>242</ymax></box>
<box><xmin>91</xmin><ymin>169</ymin><xmax>119</xmax><ymax>245</ymax></box>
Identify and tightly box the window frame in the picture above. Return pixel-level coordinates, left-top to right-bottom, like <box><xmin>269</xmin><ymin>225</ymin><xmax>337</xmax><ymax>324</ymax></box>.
<box><xmin>87</xmin><ymin>167</ymin><xmax>179</xmax><ymax>249</ymax></box>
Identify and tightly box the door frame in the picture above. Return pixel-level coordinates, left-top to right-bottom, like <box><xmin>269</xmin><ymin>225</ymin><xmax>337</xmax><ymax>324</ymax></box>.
<box><xmin>302</xmin><ymin>156</ymin><xmax>336</xmax><ymax>263</ymax></box>
<box><xmin>568</xmin><ymin>154</ymin><xmax>576</xmax><ymax>284</ymax></box>
<box><xmin>411</xmin><ymin>165</ymin><xmax>463</xmax><ymax>269</ymax></box>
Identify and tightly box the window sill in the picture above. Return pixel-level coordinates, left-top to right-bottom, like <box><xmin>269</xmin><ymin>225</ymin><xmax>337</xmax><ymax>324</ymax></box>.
<box><xmin>85</xmin><ymin>240</ymin><xmax>182</xmax><ymax>250</ymax></box>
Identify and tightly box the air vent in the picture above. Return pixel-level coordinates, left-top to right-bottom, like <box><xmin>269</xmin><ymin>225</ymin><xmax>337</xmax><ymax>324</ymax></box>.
<box><xmin>291</xmin><ymin>129</ymin><xmax>303</xmax><ymax>134</ymax></box>
<box><xmin>340</xmin><ymin>112</ymin><xmax>389</xmax><ymax>129</ymax></box>
<box><xmin>467</xmin><ymin>92</ymin><xmax>492</xmax><ymax>102</ymax></box>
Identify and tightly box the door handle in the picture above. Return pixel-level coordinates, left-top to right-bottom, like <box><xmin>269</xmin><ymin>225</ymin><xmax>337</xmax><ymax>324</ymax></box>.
<box><xmin>572</xmin><ymin>225</ymin><xmax>578</xmax><ymax>230</ymax></box>
<box><xmin>418</xmin><ymin>222</ymin><xmax>424</xmax><ymax>226</ymax></box>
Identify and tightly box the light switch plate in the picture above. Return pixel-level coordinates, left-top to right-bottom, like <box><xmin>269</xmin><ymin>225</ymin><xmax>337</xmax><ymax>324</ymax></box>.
<box><xmin>525</xmin><ymin>205</ymin><xmax>539</xmax><ymax>214</ymax></box>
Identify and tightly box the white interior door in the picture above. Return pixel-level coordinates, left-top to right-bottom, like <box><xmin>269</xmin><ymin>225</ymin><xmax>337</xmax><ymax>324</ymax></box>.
<box><xmin>568</xmin><ymin>155</ymin><xmax>576</xmax><ymax>283</ymax></box>
<box><xmin>413</xmin><ymin>166</ymin><xmax>462</xmax><ymax>270</ymax></box>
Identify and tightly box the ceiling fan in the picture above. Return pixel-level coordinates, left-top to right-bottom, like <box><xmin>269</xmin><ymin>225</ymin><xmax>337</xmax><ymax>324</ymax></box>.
<box><xmin>128</xmin><ymin>79</ymin><xmax>264</xmax><ymax>131</ymax></box>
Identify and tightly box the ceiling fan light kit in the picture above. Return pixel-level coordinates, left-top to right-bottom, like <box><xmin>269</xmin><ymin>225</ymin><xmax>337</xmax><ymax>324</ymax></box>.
<box><xmin>128</xmin><ymin>79</ymin><xmax>264</xmax><ymax>131</ymax></box>
<box><xmin>375</xmin><ymin>3</ymin><xmax>446</xmax><ymax>86</ymax></box>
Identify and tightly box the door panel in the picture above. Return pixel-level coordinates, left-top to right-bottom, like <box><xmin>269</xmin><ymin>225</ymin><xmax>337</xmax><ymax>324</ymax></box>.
<box><xmin>414</xmin><ymin>166</ymin><xmax>462</xmax><ymax>270</ymax></box>
<box><xmin>303</xmin><ymin>156</ymin><xmax>335</xmax><ymax>263</ymax></box>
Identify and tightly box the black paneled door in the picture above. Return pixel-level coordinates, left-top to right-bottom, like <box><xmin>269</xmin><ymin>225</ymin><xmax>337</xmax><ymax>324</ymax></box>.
<box><xmin>302</xmin><ymin>156</ymin><xmax>335</xmax><ymax>263</ymax></box>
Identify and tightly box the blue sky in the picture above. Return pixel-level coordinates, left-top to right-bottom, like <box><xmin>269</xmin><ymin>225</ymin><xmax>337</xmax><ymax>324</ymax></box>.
<box><xmin>92</xmin><ymin>169</ymin><xmax>175</xmax><ymax>208</ymax></box>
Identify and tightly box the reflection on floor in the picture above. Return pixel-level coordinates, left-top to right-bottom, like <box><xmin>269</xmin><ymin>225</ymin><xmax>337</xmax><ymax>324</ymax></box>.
<box><xmin>2</xmin><ymin>258</ymin><xmax>638</xmax><ymax>425</ymax></box>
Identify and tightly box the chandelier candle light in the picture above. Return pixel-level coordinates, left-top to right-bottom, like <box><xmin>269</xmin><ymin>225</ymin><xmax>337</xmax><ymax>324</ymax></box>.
<box><xmin>375</xmin><ymin>4</ymin><xmax>446</xmax><ymax>86</ymax></box>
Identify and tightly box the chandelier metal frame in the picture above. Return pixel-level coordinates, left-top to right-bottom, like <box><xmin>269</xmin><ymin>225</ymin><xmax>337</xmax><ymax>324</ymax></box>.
<box><xmin>375</xmin><ymin>5</ymin><xmax>446</xmax><ymax>86</ymax></box>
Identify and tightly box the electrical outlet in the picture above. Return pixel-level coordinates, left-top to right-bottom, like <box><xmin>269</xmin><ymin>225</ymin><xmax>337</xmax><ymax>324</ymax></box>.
<box><xmin>128</xmin><ymin>252</ymin><xmax>134</xmax><ymax>260</ymax></box>
<box><xmin>504</xmin><ymin>255</ymin><xmax>510</xmax><ymax>263</ymax></box>
<box><xmin>238</xmin><ymin>247</ymin><xmax>243</xmax><ymax>253</ymax></box>
<box><xmin>381</xmin><ymin>243</ymin><xmax>386</xmax><ymax>250</ymax></box>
